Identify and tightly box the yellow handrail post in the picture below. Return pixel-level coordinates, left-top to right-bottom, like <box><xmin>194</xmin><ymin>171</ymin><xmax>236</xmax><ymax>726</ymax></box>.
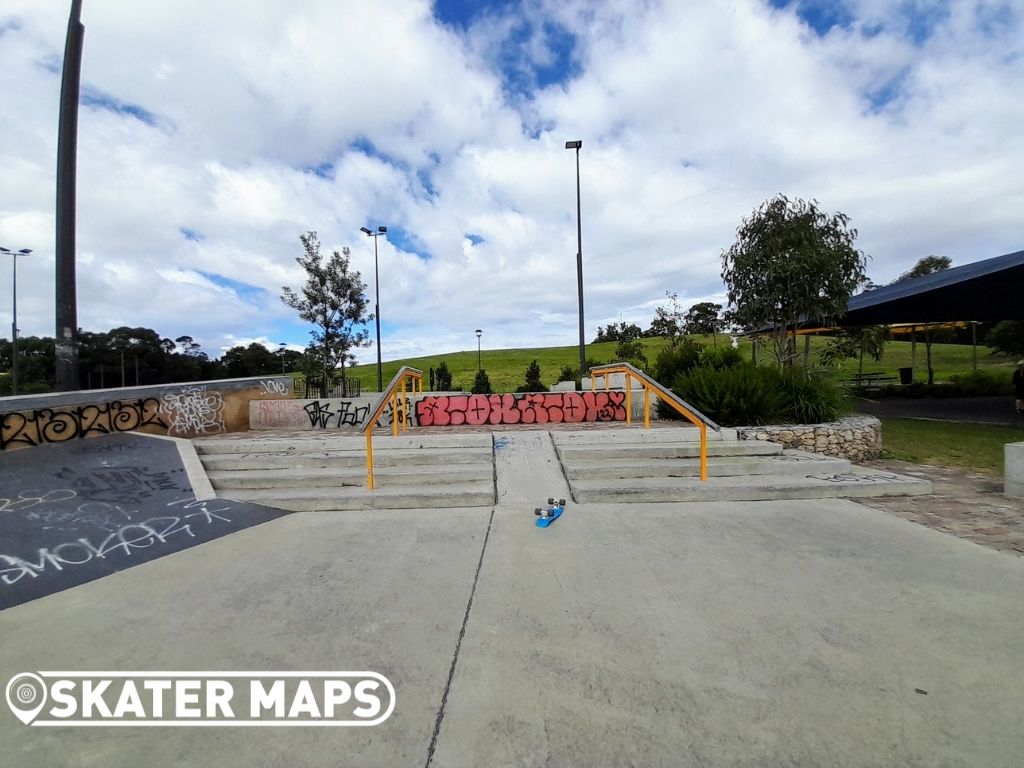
<box><xmin>643</xmin><ymin>385</ymin><xmax>650</xmax><ymax>430</ymax></box>
<box><xmin>699</xmin><ymin>423</ymin><xmax>707</xmax><ymax>481</ymax></box>
<box><xmin>625</xmin><ymin>373</ymin><xmax>632</xmax><ymax>425</ymax></box>
<box><xmin>366</xmin><ymin>431</ymin><xmax>375</xmax><ymax>490</ymax></box>
<box><xmin>400</xmin><ymin>378</ymin><xmax>407</xmax><ymax>433</ymax></box>
<box><xmin>391</xmin><ymin>390</ymin><xmax>399</xmax><ymax>437</ymax></box>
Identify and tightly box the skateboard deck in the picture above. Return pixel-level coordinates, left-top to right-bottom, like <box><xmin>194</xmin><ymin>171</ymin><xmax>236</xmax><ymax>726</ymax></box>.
<box><xmin>535</xmin><ymin>497</ymin><xmax>566</xmax><ymax>528</ymax></box>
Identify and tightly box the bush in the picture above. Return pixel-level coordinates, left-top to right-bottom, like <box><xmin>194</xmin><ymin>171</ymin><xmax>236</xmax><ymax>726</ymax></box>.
<box><xmin>471</xmin><ymin>369</ymin><xmax>492</xmax><ymax>394</ymax></box>
<box><xmin>517</xmin><ymin>360</ymin><xmax>548</xmax><ymax>392</ymax></box>
<box><xmin>557</xmin><ymin>364</ymin><xmax>575</xmax><ymax>383</ymax></box>
<box><xmin>435</xmin><ymin>361</ymin><xmax>453</xmax><ymax>391</ymax></box>
<box><xmin>673</xmin><ymin>364</ymin><xmax>782</xmax><ymax>426</ymax></box>
<box><xmin>615</xmin><ymin>339</ymin><xmax>647</xmax><ymax>369</ymax></box>
<box><xmin>652</xmin><ymin>338</ymin><xmax>702</xmax><ymax>386</ymax></box>
<box><xmin>776</xmin><ymin>369</ymin><xmax>849</xmax><ymax>424</ymax></box>
<box><xmin>697</xmin><ymin>345</ymin><xmax>743</xmax><ymax>370</ymax></box>
<box><xmin>947</xmin><ymin>370</ymin><xmax>1014</xmax><ymax>397</ymax></box>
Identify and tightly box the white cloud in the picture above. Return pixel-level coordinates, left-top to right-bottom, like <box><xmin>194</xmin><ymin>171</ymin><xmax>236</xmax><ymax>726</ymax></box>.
<box><xmin>1</xmin><ymin>0</ymin><xmax>1021</xmax><ymax>370</ymax></box>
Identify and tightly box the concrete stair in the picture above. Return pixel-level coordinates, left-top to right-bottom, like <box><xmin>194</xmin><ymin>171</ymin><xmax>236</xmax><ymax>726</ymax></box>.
<box><xmin>191</xmin><ymin>425</ymin><xmax>930</xmax><ymax>511</ymax></box>
<box><xmin>551</xmin><ymin>428</ymin><xmax>932</xmax><ymax>502</ymax></box>
<box><xmin>192</xmin><ymin>433</ymin><xmax>495</xmax><ymax>510</ymax></box>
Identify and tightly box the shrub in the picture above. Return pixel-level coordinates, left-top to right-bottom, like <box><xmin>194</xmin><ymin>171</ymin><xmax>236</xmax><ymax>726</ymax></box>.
<box><xmin>557</xmin><ymin>364</ymin><xmax>575</xmax><ymax>383</ymax></box>
<box><xmin>673</xmin><ymin>364</ymin><xmax>782</xmax><ymax>426</ymax></box>
<box><xmin>947</xmin><ymin>370</ymin><xmax>1014</xmax><ymax>397</ymax></box>
<box><xmin>697</xmin><ymin>345</ymin><xmax>743</xmax><ymax>370</ymax></box>
<box><xmin>435</xmin><ymin>361</ymin><xmax>453</xmax><ymax>391</ymax></box>
<box><xmin>471</xmin><ymin>369</ymin><xmax>492</xmax><ymax>394</ymax></box>
<box><xmin>652</xmin><ymin>338</ymin><xmax>702</xmax><ymax>386</ymax></box>
<box><xmin>615</xmin><ymin>339</ymin><xmax>647</xmax><ymax>369</ymax></box>
<box><xmin>776</xmin><ymin>368</ymin><xmax>849</xmax><ymax>424</ymax></box>
<box><xmin>518</xmin><ymin>360</ymin><xmax>548</xmax><ymax>392</ymax></box>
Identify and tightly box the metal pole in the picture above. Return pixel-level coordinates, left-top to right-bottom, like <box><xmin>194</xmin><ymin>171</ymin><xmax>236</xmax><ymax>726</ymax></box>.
<box><xmin>374</xmin><ymin>235</ymin><xmax>382</xmax><ymax>392</ymax></box>
<box><xmin>574</xmin><ymin>146</ymin><xmax>585</xmax><ymax>378</ymax></box>
<box><xmin>11</xmin><ymin>252</ymin><xmax>17</xmax><ymax>396</ymax></box>
<box><xmin>477</xmin><ymin>336</ymin><xmax>481</xmax><ymax>371</ymax></box>
<box><xmin>55</xmin><ymin>0</ymin><xmax>84</xmax><ymax>391</ymax></box>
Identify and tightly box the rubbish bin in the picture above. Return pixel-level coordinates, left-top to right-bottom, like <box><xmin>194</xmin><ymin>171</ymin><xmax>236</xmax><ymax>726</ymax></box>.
<box><xmin>898</xmin><ymin>367</ymin><xmax>913</xmax><ymax>385</ymax></box>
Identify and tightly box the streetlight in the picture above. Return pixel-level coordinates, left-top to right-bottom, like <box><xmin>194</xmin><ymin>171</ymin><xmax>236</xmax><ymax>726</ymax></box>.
<box><xmin>475</xmin><ymin>329</ymin><xmax>482</xmax><ymax>371</ymax></box>
<box><xmin>1</xmin><ymin>246</ymin><xmax>33</xmax><ymax>396</ymax></box>
<box><xmin>360</xmin><ymin>225</ymin><xmax>387</xmax><ymax>391</ymax></box>
<box><xmin>565</xmin><ymin>139</ymin><xmax>585</xmax><ymax>380</ymax></box>
<box><xmin>278</xmin><ymin>342</ymin><xmax>286</xmax><ymax>374</ymax></box>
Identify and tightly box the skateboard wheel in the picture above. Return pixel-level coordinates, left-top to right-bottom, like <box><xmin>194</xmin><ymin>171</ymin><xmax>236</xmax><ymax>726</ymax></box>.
<box><xmin>559</xmin><ymin>499</ymin><xmax>566</xmax><ymax>506</ymax></box>
<box><xmin>534</xmin><ymin>508</ymin><xmax>542</xmax><ymax>515</ymax></box>
<box><xmin>547</xmin><ymin>497</ymin><xmax>555</xmax><ymax>505</ymax></box>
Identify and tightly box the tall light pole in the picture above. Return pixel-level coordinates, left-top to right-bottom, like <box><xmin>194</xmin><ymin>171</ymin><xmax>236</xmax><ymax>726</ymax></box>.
<box><xmin>360</xmin><ymin>225</ymin><xmax>387</xmax><ymax>391</ymax></box>
<box><xmin>475</xmin><ymin>329</ymin><xmax>482</xmax><ymax>371</ymax></box>
<box><xmin>565</xmin><ymin>140</ymin><xmax>585</xmax><ymax>380</ymax></box>
<box><xmin>56</xmin><ymin>0</ymin><xmax>84</xmax><ymax>391</ymax></box>
<box><xmin>1</xmin><ymin>247</ymin><xmax>33</xmax><ymax>396</ymax></box>
<box><xmin>278</xmin><ymin>342</ymin><xmax>286</xmax><ymax>374</ymax></box>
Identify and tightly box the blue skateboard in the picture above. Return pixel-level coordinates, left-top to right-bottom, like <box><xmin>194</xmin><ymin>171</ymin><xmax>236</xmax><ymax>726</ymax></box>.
<box><xmin>535</xmin><ymin>498</ymin><xmax>565</xmax><ymax>528</ymax></box>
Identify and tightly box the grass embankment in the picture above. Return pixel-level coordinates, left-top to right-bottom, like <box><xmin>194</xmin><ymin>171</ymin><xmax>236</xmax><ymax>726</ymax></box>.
<box><xmin>340</xmin><ymin>335</ymin><xmax>1017</xmax><ymax>394</ymax></box>
<box><xmin>879</xmin><ymin>417</ymin><xmax>1024</xmax><ymax>476</ymax></box>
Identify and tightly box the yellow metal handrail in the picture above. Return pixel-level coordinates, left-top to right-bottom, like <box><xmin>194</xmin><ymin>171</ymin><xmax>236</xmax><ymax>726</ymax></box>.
<box><xmin>589</xmin><ymin>362</ymin><xmax>720</xmax><ymax>481</ymax></box>
<box><xmin>359</xmin><ymin>366</ymin><xmax>424</xmax><ymax>489</ymax></box>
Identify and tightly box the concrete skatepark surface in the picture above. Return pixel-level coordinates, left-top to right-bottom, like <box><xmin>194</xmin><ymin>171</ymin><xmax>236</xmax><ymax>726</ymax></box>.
<box><xmin>1</xmin><ymin>429</ymin><xmax>1023</xmax><ymax>766</ymax></box>
<box><xmin>0</xmin><ymin>433</ymin><xmax>287</xmax><ymax>609</ymax></box>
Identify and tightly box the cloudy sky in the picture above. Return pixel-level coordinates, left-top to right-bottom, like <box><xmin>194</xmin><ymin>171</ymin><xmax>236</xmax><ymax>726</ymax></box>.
<box><xmin>0</xmin><ymin>0</ymin><xmax>1021</xmax><ymax>365</ymax></box>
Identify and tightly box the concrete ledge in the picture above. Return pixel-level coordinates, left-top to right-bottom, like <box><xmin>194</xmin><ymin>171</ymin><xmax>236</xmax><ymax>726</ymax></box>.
<box><xmin>1004</xmin><ymin>441</ymin><xmax>1024</xmax><ymax>496</ymax></box>
<box><xmin>735</xmin><ymin>415</ymin><xmax>882</xmax><ymax>462</ymax></box>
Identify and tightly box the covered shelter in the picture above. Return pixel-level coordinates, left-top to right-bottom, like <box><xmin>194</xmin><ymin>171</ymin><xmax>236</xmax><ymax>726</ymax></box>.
<box><xmin>839</xmin><ymin>248</ymin><xmax>1024</xmax><ymax>325</ymax></box>
<box><xmin>744</xmin><ymin>248</ymin><xmax>1024</xmax><ymax>375</ymax></box>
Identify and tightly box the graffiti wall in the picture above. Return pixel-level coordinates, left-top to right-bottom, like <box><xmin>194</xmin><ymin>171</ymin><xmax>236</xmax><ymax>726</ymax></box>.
<box><xmin>250</xmin><ymin>397</ymin><xmax>413</xmax><ymax>431</ymax></box>
<box><xmin>249</xmin><ymin>391</ymin><xmax>627</xmax><ymax>431</ymax></box>
<box><xmin>1</xmin><ymin>376</ymin><xmax>293</xmax><ymax>451</ymax></box>
<box><xmin>416</xmin><ymin>391</ymin><xmax>626</xmax><ymax>426</ymax></box>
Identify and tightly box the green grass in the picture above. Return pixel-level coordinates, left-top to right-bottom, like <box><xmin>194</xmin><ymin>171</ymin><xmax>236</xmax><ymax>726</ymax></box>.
<box><xmin>340</xmin><ymin>334</ymin><xmax>1016</xmax><ymax>394</ymax></box>
<box><xmin>879</xmin><ymin>417</ymin><xmax>1024</xmax><ymax>476</ymax></box>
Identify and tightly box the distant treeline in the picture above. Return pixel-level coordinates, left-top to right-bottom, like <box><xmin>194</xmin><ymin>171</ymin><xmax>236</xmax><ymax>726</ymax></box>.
<box><xmin>0</xmin><ymin>327</ymin><xmax>305</xmax><ymax>395</ymax></box>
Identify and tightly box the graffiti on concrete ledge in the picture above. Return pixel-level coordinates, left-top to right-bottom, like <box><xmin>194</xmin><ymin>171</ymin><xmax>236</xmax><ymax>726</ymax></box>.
<box><xmin>160</xmin><ymin>385</ymin><xmax>225</xmax><ymax>436</ymax></box>
<box><xmin>1</xmin><ymin>400</ymin><xmax>168</xmax><ymax>450</ymax></box>
<box><xmin>415</xmin><ymin>391</ymin><xmax>626</xmax><ymax>427</ymax></box>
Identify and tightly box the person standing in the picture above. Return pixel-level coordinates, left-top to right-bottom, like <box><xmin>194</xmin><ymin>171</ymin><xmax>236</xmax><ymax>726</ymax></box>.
<box><xmin>1014</xmin><ymin>361</ymin><xmax>1024</xmax><ymax>414</ymax></box>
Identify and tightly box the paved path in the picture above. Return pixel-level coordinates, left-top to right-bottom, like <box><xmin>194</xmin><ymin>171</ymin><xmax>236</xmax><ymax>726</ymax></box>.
<box><xmin>854</xmin><ymin>395</ymin><xmax>1024</xmax><ymax>425</ymax></box>
<box><xmin>1</xmin><ymin>431</ymin><xmax>1023</xmax><ymax>766</ymax></box>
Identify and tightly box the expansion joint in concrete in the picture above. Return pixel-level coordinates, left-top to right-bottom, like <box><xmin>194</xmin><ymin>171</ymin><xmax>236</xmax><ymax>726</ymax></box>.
<box><xmin>424</xmin><ymin>507</ymin><xmax>495</xmax><ymax>768</ymax></box>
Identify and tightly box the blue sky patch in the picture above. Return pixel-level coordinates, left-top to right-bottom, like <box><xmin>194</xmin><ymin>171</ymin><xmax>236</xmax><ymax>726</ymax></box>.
<box><xmin>466</xmin><ymin>233</ymin><xmax>485</xmax><ymax>245</ymax></box>
<box><xmin>82</xmin><ymin>86</ymin><xmax>161</xmax><ymax>127</ymax></box>
<box><xmin>198</xmin><ymin>271</ymin><xmax>267</xmax><ymax>304</ymax></box>
<box><xmin>384</xmin><ymin>225</ymin><xmax>432</xmax><ymax>261</ymax></box>
<box><xmin>769</xmin><ymin>0</ymin><xmax>854</xmax><ymax>35</ymax></box>
<box><xmin>180</xmin><ymin>227</ymin><xmax>204</xmax><ymax>242</ymax></box>
<box><xmin>433</xmin><ymin>0</ymin><xmax>517</xmax><ymax>29</ymax></box>
<box><xmin>866</xmin><ymin>69</ymin><xmax>909</xmax><ymax>112</ymax></box>
<box><xmin>305</xmin><ymin>161</ymin><xmax>335</xmax><ymax>179</ymax></box>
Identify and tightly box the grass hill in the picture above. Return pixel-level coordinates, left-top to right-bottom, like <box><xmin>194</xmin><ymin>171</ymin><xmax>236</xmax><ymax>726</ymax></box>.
<box><xmin>339</xmin><ymin>335</ymin><xmax>1018</xmax><ymax>393</ymax></box>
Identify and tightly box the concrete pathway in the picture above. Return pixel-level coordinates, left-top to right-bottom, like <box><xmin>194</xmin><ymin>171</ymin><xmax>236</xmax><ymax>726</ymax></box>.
<box><xmin>1</xmin><ymin>432</ymin><xmax>1023</xmax><ymax>766</ymax></box>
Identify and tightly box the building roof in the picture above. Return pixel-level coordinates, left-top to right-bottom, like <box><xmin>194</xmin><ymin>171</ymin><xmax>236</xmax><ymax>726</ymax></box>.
<box><xmin>838</xmin><ymin>248</ymin><xmax>1024</xmax><ymax>325</ymax></box>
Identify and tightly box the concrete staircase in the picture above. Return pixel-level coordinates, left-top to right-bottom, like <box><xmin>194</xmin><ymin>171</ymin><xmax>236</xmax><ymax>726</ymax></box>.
<box><xmin>192</xmin><ymin>426</ymin><xmax>930</xmax><ymax>511</ymax></box>
<box><xmin>552</xmin><ymin>428</ymin><xmax>931</xmax><ymax>503</ymax></box>
<box><xmin>192</xmin><ymin>433</ymin><xmax>495</xmax><ymax>510</ymax></box>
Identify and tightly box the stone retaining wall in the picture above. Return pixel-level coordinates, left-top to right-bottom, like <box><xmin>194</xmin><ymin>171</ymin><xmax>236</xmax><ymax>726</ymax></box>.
<box><xmin>735</xmin><ymin>415</ymin><xmax>882</xmax><ymax>462</ymax></box>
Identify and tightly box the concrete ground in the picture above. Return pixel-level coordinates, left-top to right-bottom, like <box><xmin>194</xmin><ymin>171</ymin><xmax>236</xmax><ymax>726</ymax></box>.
<box><xmin>2</xmin><ymin>495</ymin><xmax>1023</xmax><ymax>767</ymax></box>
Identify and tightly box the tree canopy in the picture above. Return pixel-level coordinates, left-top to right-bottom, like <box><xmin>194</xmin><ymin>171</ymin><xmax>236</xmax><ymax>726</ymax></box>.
<box><xmin>721</xmin><ymin>194</ymin><xmax>868</xmax><ymax>366</ymax></box>
<box><xmin>281</xmin><ymin>231</ymin><xmax>371</xmax><ymax>386</ymax></box>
